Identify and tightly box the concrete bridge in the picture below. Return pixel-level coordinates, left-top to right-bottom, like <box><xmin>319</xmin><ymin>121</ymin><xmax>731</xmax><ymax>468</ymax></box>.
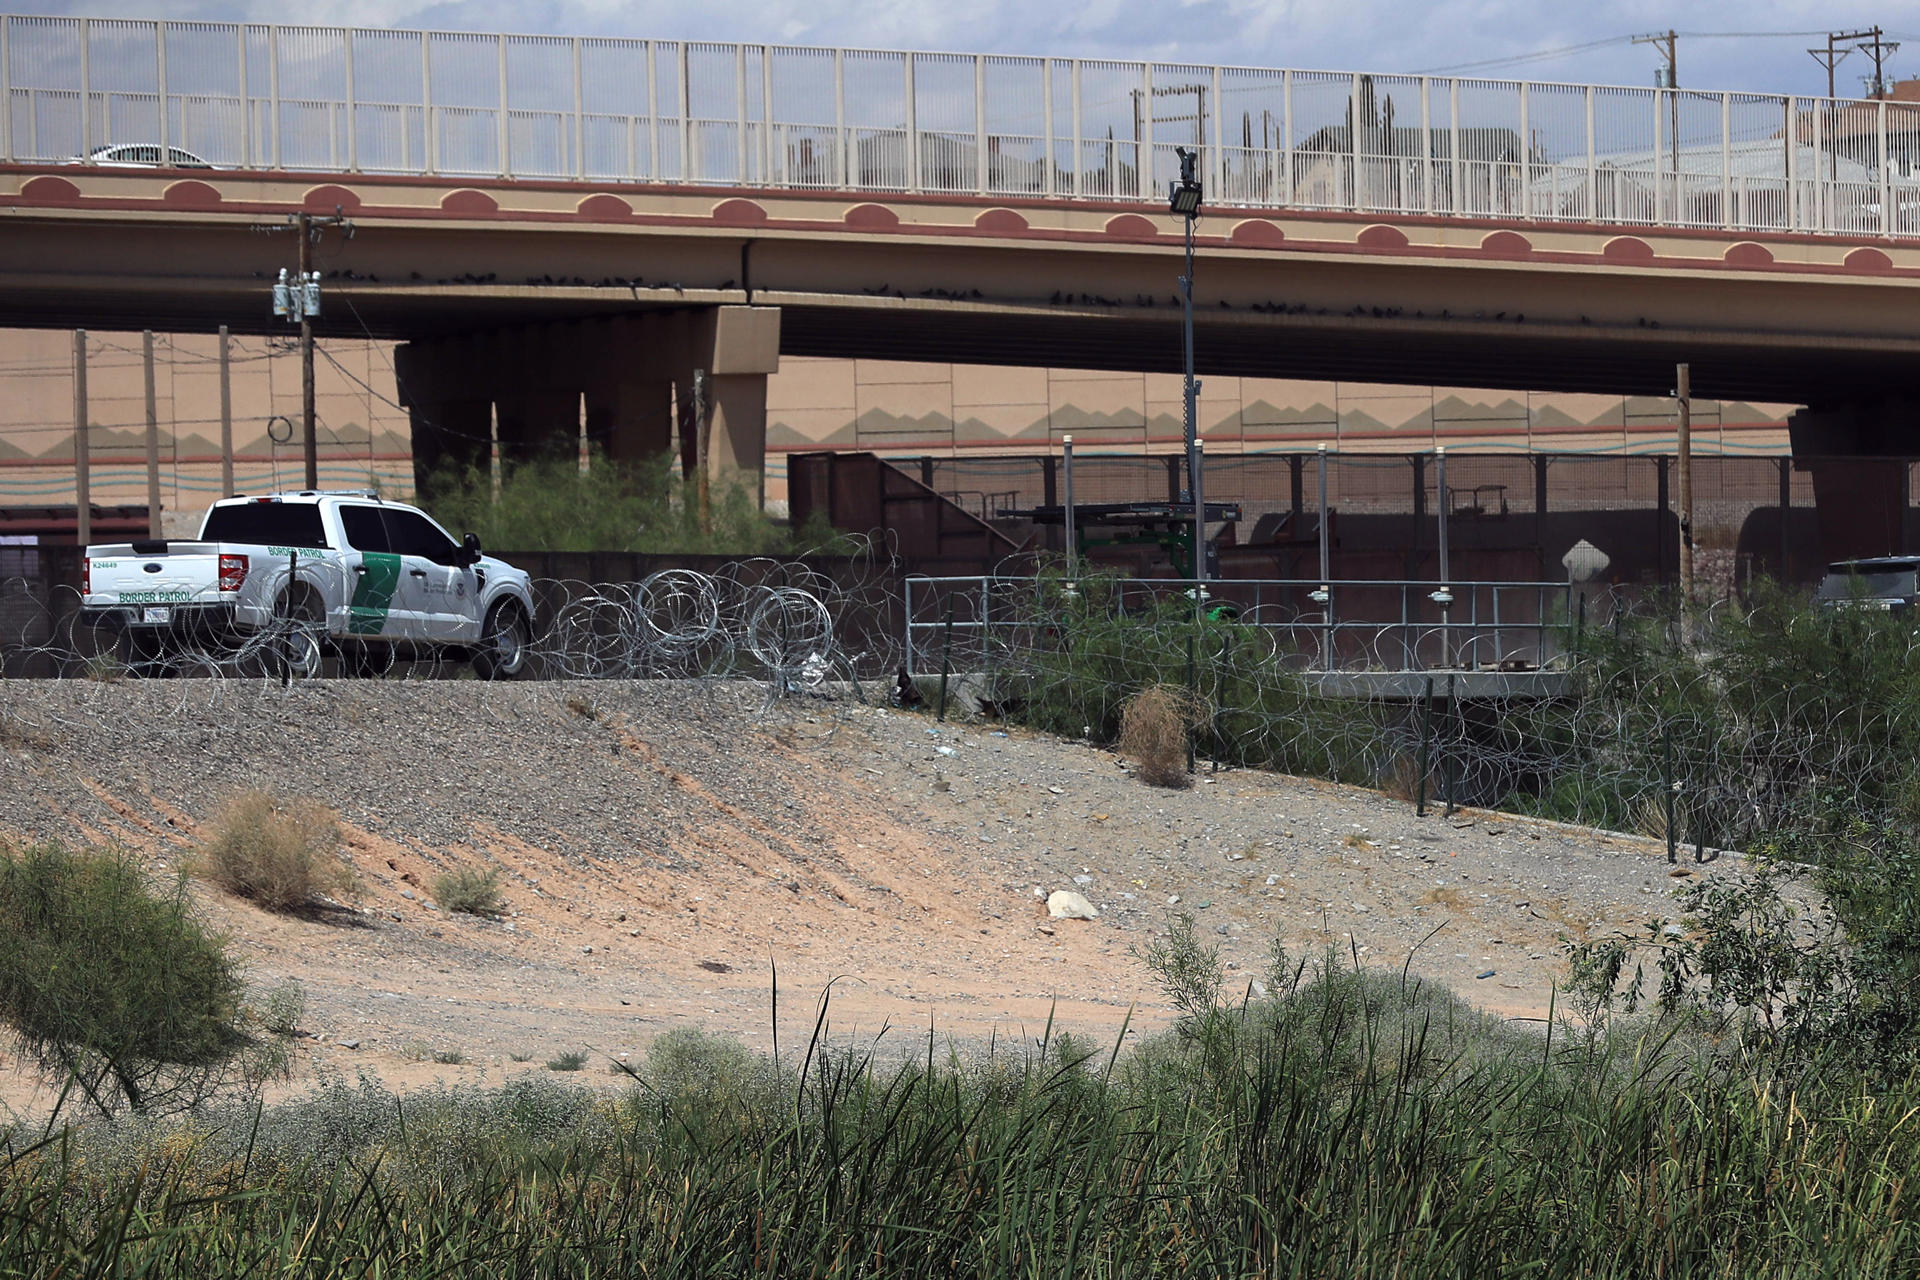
<box><xmin>7</xmin><ymin>15</ymin><xmax>1920</xmax><ymax>549</ymax></box>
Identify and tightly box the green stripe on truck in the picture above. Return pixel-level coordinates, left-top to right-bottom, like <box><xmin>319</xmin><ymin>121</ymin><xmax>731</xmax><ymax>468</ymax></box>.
<box><xmin>347</xmin><ymin>553</ymin><xmax>401</xmax><ymax>635</ymax></box>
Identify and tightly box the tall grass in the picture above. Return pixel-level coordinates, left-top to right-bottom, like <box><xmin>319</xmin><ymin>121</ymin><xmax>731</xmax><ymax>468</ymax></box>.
<box><xmin>5</xmin><ymin>967</ymin><xmax>1918</xmax><ymax>1276</ymax></box>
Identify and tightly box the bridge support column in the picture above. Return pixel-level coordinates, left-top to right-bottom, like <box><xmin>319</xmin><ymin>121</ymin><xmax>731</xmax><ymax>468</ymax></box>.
<box><xmin>395</xmin><ymin>306</ymin><xmax>780</xmax><ymax>504</ymax></box>
<box><xmin>1788</xmin><ymin>401</ymin><xmax>1918</xmax><ymax>563</ymax></box>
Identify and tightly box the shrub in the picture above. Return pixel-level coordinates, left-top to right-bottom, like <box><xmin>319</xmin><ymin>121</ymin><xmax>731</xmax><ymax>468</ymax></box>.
<box><xmin>419</xmin><ymin>448</ymin><xmax>792</xmax><ymax>555</ymax></box>
<box><xmin>433</xmin><ymin>865</ymin><xmax>504</xmax><ymax>917</ymax></box>
<box><xmin>199</xmin><ymin>790</ymin><xmax>353</xmax><ymax>913</ymax></box>
<box><xmin>1117</xmin><ymin>684</ymin><xmax>1206</xmax><ymax>788</ymax></box>
<box><xmin>545</xmin><ymin>1050</ymin><xmax>588</xmax><ymax>1072</ymax></box>
<box><xmin>0</xmin><ymin>841</ymin><xmax>293</xmax><ymax>1118</ymax></box>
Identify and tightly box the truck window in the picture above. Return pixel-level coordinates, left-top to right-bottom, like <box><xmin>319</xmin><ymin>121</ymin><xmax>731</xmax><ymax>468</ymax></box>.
<box><xmin>339</xmin><ymin>506</ymin><xmax>392</xmax><ymax>553</ymax></box>
<box><xmin>381</xmin><ymin>509</ymin><xmax>460</xmax><ymax>563</ymax></box>
<box><xmin>199</xmin><ymin>502</ymin><xmax>329</xmax><ymax>549</ymax></box>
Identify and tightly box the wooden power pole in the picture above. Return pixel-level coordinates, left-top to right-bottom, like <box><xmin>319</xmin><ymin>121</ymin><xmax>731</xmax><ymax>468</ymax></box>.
<box><xmin>71</xmin><ymin>329</ymin><xmax>89</xmax><ymax>548</ymax></box>
<box><xmin>298</xmin><ymin>211</ymin><xmax>318</xmax><ymax>491</ymax></box>
<box><xmin>1676</xmin><ymin>362</ymin><xmax>1694</xmax><ymax>611</ymax></box>
<box><xmin>218</xmin><ymin>324</ymin><xmax>234</xmax><ymax>498</ymax></box>
<box><xmin>143</xmin><ymin>330</ymin><xmax>161</xmax><ymax>539</ymax></box>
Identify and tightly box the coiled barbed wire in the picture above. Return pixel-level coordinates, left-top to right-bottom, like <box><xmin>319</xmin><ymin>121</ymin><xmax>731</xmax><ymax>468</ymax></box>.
<box><xmin>5</xmin><ymin>558</ymin><xmax>1899</xmax><ymax>857</ymax></box>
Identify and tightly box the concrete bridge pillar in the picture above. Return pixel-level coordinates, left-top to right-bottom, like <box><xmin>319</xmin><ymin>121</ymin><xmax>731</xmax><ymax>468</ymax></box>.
<box><xmin>1788</xmin><ymin>401</ymin><xmax>1919</xmax><ymax>563</ymax></box>
<box><xmin>395</xmin><ymin>306</ymin><xmax>780</xmax><ymax>504</ymax></box>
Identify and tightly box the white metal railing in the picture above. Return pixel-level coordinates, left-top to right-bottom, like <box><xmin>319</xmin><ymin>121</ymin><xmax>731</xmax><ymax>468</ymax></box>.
<box><xmin>7</xmin><ymin>14</ymin><xmax>1920</xmax><ymax>239</ymax></box>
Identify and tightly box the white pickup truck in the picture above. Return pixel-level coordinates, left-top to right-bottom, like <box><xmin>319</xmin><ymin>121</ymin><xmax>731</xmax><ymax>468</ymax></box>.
<box><xmin>80</xmin><ymin>491</ymin><xmax>537</xmax><ymax>677</ymax></box>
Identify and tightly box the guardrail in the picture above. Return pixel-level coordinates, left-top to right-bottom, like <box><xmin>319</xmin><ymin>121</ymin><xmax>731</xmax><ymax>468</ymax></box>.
<box><xmin>904</xmin><ymin>575</ymin><xmax>1573</xmax><ymax>678</ymax></box>
<box><xmin>6</xmin><ymin>15</ymin><xmax>1920</xmax><ymax>238</ymax></box>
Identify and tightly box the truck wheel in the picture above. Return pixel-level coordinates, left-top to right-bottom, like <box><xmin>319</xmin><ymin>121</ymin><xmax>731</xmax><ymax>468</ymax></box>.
<box><xmin>271</xmin><ymin>592</ymin><xmax>325</xmax><ymax>681</ymax></box>
<box><xmin>473</xmin><ymin>600</ymin><xmax>533</xmax><ymax>680</ymax></box>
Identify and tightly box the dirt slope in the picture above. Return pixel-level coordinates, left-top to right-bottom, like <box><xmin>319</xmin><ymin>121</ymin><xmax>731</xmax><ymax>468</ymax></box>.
<box><xmin>0</xmin><ymin>679</ymin><xmax>1747</xmax><ymax>1110</ymax></box>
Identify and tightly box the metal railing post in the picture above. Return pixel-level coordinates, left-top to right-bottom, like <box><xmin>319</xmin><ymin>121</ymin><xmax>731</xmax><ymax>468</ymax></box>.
<box><xmin>79</xmin><ymin>16</ymin><xmax>91</xmax><ymax>157</ymax></box>
<box><xmin>734</xmin><ymin>42</ymin><xmax>748</xmax><ymax>184</ymax></box>
<box><xmin>834</xmin><ymin>47</ymin><xmax>846</xmax><ymax>187</ymax></box>
<box><xmin>572</xmin><ymin>37</ymin><xmax>584</xmax><ymax>180</ymax></box>
<box><xmin>1138</xmin><ymin>61</ymin><xmax>1153</xmax><ymax>199</ymax></box>
<box><xmin>678</xmin><ymin>41</ymin><xmax>692</xmax><ymax>183</ymax></box>
<box><xmin>1</xmin><ymin>17</ymin><xmax>12</xmax><ymax>164</ymax></box>
<box><xmin>416</xmin><ymin>29</ymin><xmax>428</xmax><ymax>174</ymax></box>
<box><xmin>905</xmin><ymin>53</ymin><xmax>918</xmax><ymax>193</ymax></box>
<box><xmin>155</xmin><ymin>20</ymin><xmax>169</xmax><ymax>158</ymax></box>
<box><xmin>1042</xmin><ymin>58</ymin><xmax>1055</xmax><ymax>198</ymax></box>
<box><xmin>1071</xmin><ymin>59</ymin><xmax>1082</xmax><ymax>197</ymax></box>
<box><xmin>499</xmin><ymin>35</ymin><xmax>514</xmax><ymax>176</ymax></box>
<box><xmin>974</xmin><ymin>54</ymin><xmax>987</xmax><ymax>194</ymax></box>
<box><xmin>344</xmin><ymin>28</ymin><xmax>357</xmax><ymax>172</ymax></box>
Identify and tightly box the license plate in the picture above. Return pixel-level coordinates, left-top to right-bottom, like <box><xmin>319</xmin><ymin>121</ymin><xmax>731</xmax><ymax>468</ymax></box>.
<box><xmin>141</xmin><ymin>607</ymin><xmax>172</xmax><ymax>625</ymax></box>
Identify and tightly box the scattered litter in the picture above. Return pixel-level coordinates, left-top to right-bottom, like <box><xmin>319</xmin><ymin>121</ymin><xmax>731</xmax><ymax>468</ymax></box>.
<box><xmin>1048</xmin><ymin>785</ymin><xmax>1065</xmax><ymax>794</ymax></box>
<box><xmin>1167</xmin><ymin>894</ymin><xmax>1181</xmax><ymax>905</ymax></box>
<box><xmin>1475</xmin><ymin>969</ymin><xmax>1496</xmax><ymax>980</ymax></box>
<box><xmin>935</xmin><ymin>746</ymin><xmax>957</xmax><ymax>757</ymax></box>
<box><xmin>1266</xmin><ymin>874</ymin><xmax>1281</xmax><ymax>886</ymax></box>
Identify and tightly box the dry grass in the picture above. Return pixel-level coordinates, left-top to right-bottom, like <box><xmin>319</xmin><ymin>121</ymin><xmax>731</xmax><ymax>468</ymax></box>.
<box><xmin>198</xmin><ymin>789</ymin><xmax>355</xmax><ymax>913</ymax></box>
<box><xmin>433</xmin><ymin>864</ymin><xmax>505</xmax><ymax>917</ymax></box>
<box><xmin>1117</xmin><ymin>684</ymin><xmax>1208</xmax><ymax>790</ymax></box>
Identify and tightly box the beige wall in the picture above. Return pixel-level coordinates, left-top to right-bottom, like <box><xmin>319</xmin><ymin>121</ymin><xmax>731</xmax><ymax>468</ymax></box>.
<box><xmin>766</xmin><ymin>356</ymin><xmax>1795</xmax><ymax>471</ymax></box>
<box><xmin>0</xmin><ymin>328</ymin><xmax>1794</xmax><ymax>530</ymax></box>
<box><xmin>0</xmin><ymin>328</ymin><xmax>413</xmax><ymax>536</ymax></box>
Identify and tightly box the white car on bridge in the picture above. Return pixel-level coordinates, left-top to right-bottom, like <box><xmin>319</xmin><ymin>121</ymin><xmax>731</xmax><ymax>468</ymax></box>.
<box><xmin>80</xmin><ymin>491</ymin><xmax>536</xmax><ymax>677</ymax></box>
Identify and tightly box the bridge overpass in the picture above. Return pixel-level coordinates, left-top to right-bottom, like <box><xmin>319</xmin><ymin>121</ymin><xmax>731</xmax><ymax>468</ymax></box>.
<box><xmin>7</xmin><ymin>14</ymin><xmax>1920</xmax><ymax>551</ymax></box>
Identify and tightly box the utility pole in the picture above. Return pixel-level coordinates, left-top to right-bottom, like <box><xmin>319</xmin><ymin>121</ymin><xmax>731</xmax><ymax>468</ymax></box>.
<box><xmin>217</xmin><ymin>324</ymin><xmax>233</xmax><ymax>498</ymax></box>
<box><xmin>1635</xmin><ymin>31</ymin><xmax>1680</xmax><ymax>204</ymax></box>
<box><xmin>1676</xmin><ymin>362</ymin><xmax>1694</xmax><ymax>614</ymax></box>
<box><xmin>1859</xmin><ymin>27</ymin><xmax>1899</xmax><ymax>97</ymax></box>
<box><xmin>143</xmin><ymin>330</ymin><xmax>161</xmax><ymax>539</ymax></box>
<box><xmin>298</xmin><ymin>211</ymin><xmax>316</xmax><ymax>490</ymax></box>
<box><xmin>270</xmin><ymin>211</ymin><xmax>351</xmax><ymax>491</ymax></box>
<box><xmin>71</xmin><ymin>329</ymin><xmax>89</xmax><ymax>548</ymax></box>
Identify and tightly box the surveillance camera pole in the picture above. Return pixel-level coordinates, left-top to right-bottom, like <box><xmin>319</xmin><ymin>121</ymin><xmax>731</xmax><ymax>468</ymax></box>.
<box><xmin>1171</xmin><ymin>146</ymin><xmax>1204</xmax><ymax>609</ymax></box>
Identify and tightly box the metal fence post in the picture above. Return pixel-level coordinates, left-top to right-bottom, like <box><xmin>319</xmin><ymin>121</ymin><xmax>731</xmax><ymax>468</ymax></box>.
<box><xmin>1663</xmin><ymin>727</ymin><xmax>1677</xmax><ymax>864</ymax></box>
<box><xmin>1417</xmin><ymin>674</ymin><xmax>1434</xmax><ymax>816</ymax></box>
<box><xmin>935</xmin><ymin>600</ymin><xmax>955</xmax><ymax>722</ymax></box>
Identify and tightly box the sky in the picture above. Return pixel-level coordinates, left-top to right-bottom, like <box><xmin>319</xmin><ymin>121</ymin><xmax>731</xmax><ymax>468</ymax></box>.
<box><xmin>12</xmin><ymin>0</ymin><xmax>1920</xmax><ymax>99</ymax></box>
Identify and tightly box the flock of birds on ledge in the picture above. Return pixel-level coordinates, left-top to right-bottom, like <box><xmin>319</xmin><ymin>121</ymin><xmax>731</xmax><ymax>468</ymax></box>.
<box><xmin>248</xmin><ymin>270</ymin><xmax>1661</xmax><ymax>328</ymax></box>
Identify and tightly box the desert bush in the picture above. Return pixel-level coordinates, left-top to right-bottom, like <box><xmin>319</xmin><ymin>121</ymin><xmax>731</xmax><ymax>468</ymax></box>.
<box><xmin>545</xmin><ymin>1050</ymin><xmax>588</xmax><ymax>1072</ymax></box>
<box><xmin>1009</xmin><ymin>574</ymin><xmax>1386</xmax><ymax>782</ymax></box>
<box><xmin>432</xmin><ymin>865</ymin><xmax>504</xmax><ymax>917</ymax></box>
<box><xmin>419</xmin><ymin>448</ymin><xmax>794</xmax><ymax>556</ymax></box>
<box><xmin>199</xmin><ymin>790</ymin><xmax>353</xmax><ymax>913</ymax></box>
<box><xmin>0</xmin><ymin>841</ymin><xmax>293</xmax><ymax>1118</ymax></box>
<box><xmin>1117</xmin><ymin>684</ymin><xmax>1206</xmax><ymax>788</ymax></box>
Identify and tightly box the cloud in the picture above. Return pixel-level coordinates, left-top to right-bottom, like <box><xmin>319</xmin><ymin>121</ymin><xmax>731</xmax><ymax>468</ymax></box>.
<box><xmin>11</xmin><ymin>0</ymin><xmax>1920</xmax><ymax>96</ymax></box>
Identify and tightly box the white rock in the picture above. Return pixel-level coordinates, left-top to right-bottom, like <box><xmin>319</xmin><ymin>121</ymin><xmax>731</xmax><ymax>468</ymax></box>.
<box><xmin>1047</xmin><ymin>891</ymin><xmax>1100</xmax><ymax>920</ymax></box>
<box><xmin>1073</xmin><ymin>874</ymin><xmax>1094</xmax><ymax>886</ymax></box>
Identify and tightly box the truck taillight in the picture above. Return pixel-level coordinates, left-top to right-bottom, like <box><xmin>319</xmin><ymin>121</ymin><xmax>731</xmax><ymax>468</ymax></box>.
<box><xmin>218</xmin><ymin>554</ymin><xmax>249</xmax><ymax>592</ymax></box>
<box><xmin>82</xmin><ymin>560</ymin><xmax>90</xmax><ymax>595</ymax></box>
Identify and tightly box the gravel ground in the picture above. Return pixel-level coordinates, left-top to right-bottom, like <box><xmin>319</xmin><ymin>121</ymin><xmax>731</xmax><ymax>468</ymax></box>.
<box><xmin>0</xmin><ymin>677</ymin><xmax>1755</xmax><ymax>1109</ymax></box>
